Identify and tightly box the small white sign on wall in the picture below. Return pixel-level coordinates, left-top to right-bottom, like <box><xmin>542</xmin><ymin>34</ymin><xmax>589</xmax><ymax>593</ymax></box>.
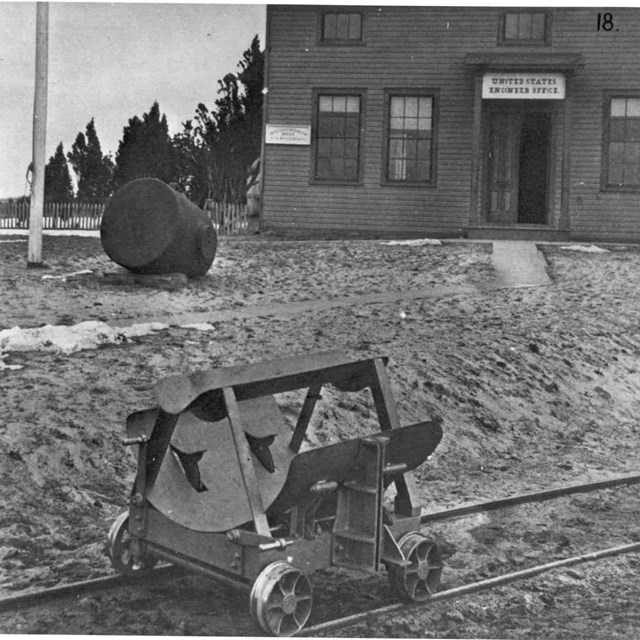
<box><xmin>482</xmin><ymin>73</ymin><xmax>566</xmax><ymax>99</ymax></box>
<box><xmin>265</xmin><ymin>124</ymin><xmax>311</xmax><ymax>145</ymax></box>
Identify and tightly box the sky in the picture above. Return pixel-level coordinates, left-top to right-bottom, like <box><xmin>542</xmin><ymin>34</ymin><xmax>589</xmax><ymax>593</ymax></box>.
<box><xmin>0</xmin><ymin>1</ymin><xmax>266</xmax><ymax>199</ymax></box>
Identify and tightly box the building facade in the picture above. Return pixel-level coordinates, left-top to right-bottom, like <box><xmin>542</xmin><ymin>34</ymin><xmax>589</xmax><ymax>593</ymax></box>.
<box><xmin>260</xmin><ymin>6</ymin><xmax>640</xmax><ymax>241</ymax></box>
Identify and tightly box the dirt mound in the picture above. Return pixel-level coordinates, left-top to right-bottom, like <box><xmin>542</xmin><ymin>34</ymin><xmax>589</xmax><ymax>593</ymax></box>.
<box><xmin>1</xmin><ymin>236</ymin><xmax>640</xmax><ymax>637</ymax></box>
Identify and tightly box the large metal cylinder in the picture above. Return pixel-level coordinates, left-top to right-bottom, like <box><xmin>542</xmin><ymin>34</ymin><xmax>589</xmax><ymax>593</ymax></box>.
<box><xmin>100</xmin><ymin>178</ymin><xmax>217</xmax><ymax>278</ymax></box>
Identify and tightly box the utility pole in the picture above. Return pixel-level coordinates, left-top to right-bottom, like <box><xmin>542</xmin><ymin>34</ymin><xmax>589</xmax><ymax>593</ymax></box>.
<box><xmin>28</xmin><ymin>2</ymin><xmax>49</xmax><ymax>267</ymax></box>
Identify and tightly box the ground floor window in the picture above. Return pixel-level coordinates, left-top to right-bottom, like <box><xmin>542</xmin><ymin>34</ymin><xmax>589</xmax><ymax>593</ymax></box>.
<box><xmin>384</xmin><ymin>91</ymin><xmax>437</xmax><ymax>185</ymax></box>
<box><xmin>603</xmin><ymin>95</ymin><xmax>640</xmax><ymax>190</ymax></box>
<box><xmin>314</xmin><ymin>93</ymin><xmax>363</xmax><ymax>183</ymax></box>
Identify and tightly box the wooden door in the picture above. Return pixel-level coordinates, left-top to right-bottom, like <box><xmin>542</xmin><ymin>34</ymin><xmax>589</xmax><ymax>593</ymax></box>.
<box><xmin>485</xmin><ymin>111</ymin><xmax>521</xmax><ymax>224</ymax></box>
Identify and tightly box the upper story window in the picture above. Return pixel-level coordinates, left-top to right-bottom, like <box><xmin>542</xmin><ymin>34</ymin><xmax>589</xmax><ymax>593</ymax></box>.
<box><xmin>499</xmin><ymin>12</ymin><xmax>549</xmax><ymax>45</ymax></box>
<box><xmin>384</xmin><ymin>92</ymin><xmax>437</xmax><ymax>186</ymax></box>
<box><xmin>603</xmin><ymin>95</ymin><xmax>640</xmax><ymax>191</ymax></box>
<box><xmin>321</xmin><ymin>12</ymin><xmax>363</xmax><ymax>44</ymax></box>
<box><xmin>314</xmin><ymin>93</ymin><xmax>363</xmax><ymax>183</ymax></box>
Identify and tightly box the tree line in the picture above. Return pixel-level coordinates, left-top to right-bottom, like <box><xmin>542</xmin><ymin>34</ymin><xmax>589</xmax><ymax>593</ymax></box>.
<box><xmin>33</xmin><ymin>36</ymin><xmax>263</xmax><ymax>208</ymax></box>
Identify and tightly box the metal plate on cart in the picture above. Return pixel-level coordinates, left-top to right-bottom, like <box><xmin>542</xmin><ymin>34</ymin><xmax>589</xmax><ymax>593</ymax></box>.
<box><xmin>268</xmin><ymin>420</ymin><xmax>442</xmax><ymax>515</ymax></box>
<box><xmin>147</xmin><ymin>395</ymin><xmax>295</xmax><ymax>532</ymax></box>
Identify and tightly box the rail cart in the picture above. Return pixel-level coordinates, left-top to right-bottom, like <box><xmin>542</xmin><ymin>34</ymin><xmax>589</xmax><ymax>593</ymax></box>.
<box><xmin>107</xmin><ymin>351</ymin><xmax>443</xmax><ymax>636</ymax></box>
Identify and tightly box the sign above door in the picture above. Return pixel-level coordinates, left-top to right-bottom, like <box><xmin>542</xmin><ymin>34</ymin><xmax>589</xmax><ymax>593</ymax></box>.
<box><xmin>482</xmin><ymin>73</ymin><xmax>566</xmax><ymax>99</ymax></box>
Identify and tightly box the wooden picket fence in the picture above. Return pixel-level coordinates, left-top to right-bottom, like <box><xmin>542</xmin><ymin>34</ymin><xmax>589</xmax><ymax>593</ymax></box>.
<box><xmin>204</xmin><ymin>200</ymin><xmax>249</xmax><ymax>235</ymax></box>
<box><xmin>0</xmin><ymin>200</ymin><xmax>251</xmax><ymax>235</ymax></box>
<box><xmin>0</xmin><ymin>201</ymin><xmax>105</xmax><ymax>230</ymax></box>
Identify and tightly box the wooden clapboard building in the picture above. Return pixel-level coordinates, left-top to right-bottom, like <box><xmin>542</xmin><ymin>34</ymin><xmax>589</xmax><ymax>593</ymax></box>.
<box><xmin>259</xmin><ymin>6</ymin><xmax>640</xmax><ymax>241</ymax></box>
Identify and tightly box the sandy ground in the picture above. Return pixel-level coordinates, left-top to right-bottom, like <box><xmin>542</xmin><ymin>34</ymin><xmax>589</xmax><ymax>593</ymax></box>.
<box><xmin>1</xmin><ymin>233</ymin><xmax>640</xmax><ymax>637</ymax></box>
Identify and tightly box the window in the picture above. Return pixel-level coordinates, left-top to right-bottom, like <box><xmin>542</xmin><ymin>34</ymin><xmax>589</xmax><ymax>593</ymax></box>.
<box><xmin>314</xmin><ymin>94</ymin><xmax>362</xmax><ymax>183</ymax></box>
<box><xmin>384</xmin><ymin>93</ymin><xmax>437</xmax><ymax>185</ymax></box>
<box><xmin>500</xmin><ymin>12</ymin><xmax>549</xmax><ymax>44</ymax></box>
<box><xmin>321</xmin><ymin>12</ymin><xmax>363</xmax><ymax>43</ymax></box>
<box><xmin>603</xmin><ymin>96</ymin><xmax>640</xmax><ymax>190</ymax></box>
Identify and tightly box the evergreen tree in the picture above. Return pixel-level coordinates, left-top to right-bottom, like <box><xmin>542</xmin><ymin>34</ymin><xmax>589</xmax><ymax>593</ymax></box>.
<box><xmin>44</xmin><ymin>143</ymin><xmax>74</xmax><ymax>202</ymax></box>
<box><xmin>112</xmin><ymin>102</ymin><xmax>174</xmax><ymax>189</ymax></box>
<box><xmin>180</xmin><ymin>35</ymin><xmax>264</xmax><ymax>204</ymax></box>
<box><xmin>67</xmin><ymin>118</ymin><xmax>114</xmax><ymax>200</ymax></box>
<box><xmin>171</xmin><ymin>119</ymin><xmax>208</xmax><ymax>201</ymax></box>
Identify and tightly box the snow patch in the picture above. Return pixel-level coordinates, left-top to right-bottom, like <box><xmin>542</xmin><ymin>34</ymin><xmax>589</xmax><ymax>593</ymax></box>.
<box><xmin>559</xmin><ymin>244</ymin><xmax>609</xmax><ymax>253</ymax></box>
<box><xmin>0</xmin><ymin>359</ymin><xmax>23</xmax><ymax>370</ymax></box>
<box><xmin>179</xmin><ymin>322</ymin><xmax>216</xmax><ymax>331</ymax></box>
<box><xmin>381</xmin><ymin>238</ymin><xmax>442</xmax><ymax>247</ymax></box>
<box><xmin>42</xmin><ymin>269</ymin><xmax>93</xmax><ymax>281</ymax></box>
<box><xmin>0</xmin><ymin>320</ymin><xmax>169</xmax><ymax>355</ymax></box>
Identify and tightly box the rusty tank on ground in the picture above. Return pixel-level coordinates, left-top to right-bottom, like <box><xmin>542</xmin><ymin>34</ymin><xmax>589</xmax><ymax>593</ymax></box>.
<box><xmin>100</xmin><ymin>178</ymin><xmax>217</xmax><ymax>278</ymax></box>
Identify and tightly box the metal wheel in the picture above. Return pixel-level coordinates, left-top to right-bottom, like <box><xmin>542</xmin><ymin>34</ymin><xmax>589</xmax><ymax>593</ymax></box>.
<box><xmin>388</xmin><ymin>531</ymin><xmax>442</xmax><ymax>601</ymax></box>
<box><xmin>250</xmin><ymin>561</ymin><xmax>313</xmax><ymax>636</ymax></box>
<box><xmin>107</xmin><ymin>512</ymin><xmax>157</xmax><ymax>576</ymax></box>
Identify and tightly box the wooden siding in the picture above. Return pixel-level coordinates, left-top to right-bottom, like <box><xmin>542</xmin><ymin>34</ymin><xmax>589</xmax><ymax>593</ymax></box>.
<box><xmin>263</xmin><ymin>6</ymin><xmax>640</xmax><ymax>240</ymax></box>
<box><xmin>553</xmin><ymin>8</ymin><xmax>640</xmax><ymax>241</ymax></box>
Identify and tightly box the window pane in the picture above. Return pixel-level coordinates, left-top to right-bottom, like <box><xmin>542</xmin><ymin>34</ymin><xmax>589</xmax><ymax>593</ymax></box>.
<box><xmin>344</xmin><ymin>159</ymin><xmax>358</xmax><ymax>180</ymax></box>
<box><xmin>344</xmin><ymin>139</ymin><xmax>359</xmax><ymax>158</ymax></box>
<box><xmin>611</xmin><ymin>98</ymin><xmax>626</xmax><ymax>117</ymax></box>
<box><xmin>390</xmin><ymin>97</ymin><xmax>405</xmax><ymax>118</ymax></box>
<box><xmin>416</xmin><ymin>161</ymin><xmax>431</xmax><ymax>181</ymax></box>
<box><xmin>329</xmin><ymin>158</ymin><xmax>344</xmax><ymax>180</ymax></box>
<box><xmin>404</xmin><ymin>117</ymin><xmax>418</xmax><ymax>132</ymax></box>
<box><xmin>505</xmin><ymin>14</ymin><xmax>519</xmax><ymax>39</ymax></box>
<box><xmin>405</xmin><ymin>97</ymin><xmax>419</xmax><ymax>118</ymax></box>
<box><xmin>610</xmin><ymin>117</ymin><xmax>626</xmax><ymax>141</ymax></box>
<box><xmin>318</xmin><ymin>114</ymin><xmax>344</xmax><ymax>138</ymax></box>
<box><xmin>628</xmin><ymin>99</ymin><xmax>640</xmax><ymax>117</ymax></box>
<box><xmin>531</xmin><ymin>13</ymin><xmax>545</xmax><ymax>40</ymax></box>
<box><xmin>317</xmin><ymin>138</ymin><xmax>332</xmax><ymax>157</ymax></box>
<box><xmin>323</xmin><ymin>14</ymin><xmax>337</xmax><ymax>40</ymax></box>
<box><xmin>418</xmin><ymin>116</ymin><xmax>432</xmax><ymax>131</ymax></box>
<box><xmin>405</xmin><ymin>161</ymin><xmax>418</xmax><ymax>181</ymax></box>
<box><xmin>389</xmin><ymin>158</ymin><xmax>406</xmax><ymax>180</ymax></box>
<box><xmin>319</xmin><ymin>96</ymin><xmax>333</xmax><ymax>112</ymax></box>
<box><xmin>417</xmin><ymin>138</ymin><xmax>432</xmax><ymax>161</ymax></box>
<box><xmin>628</xmin><ymin>118</ymin><xmax>640</xmax><ymax>142</ymax></box>
<box><xmin>390</xmin><ymin>116</ymin><xmax>405</xmax><ymax>133</ymax></box>
<box><xmin>332</xmin><ymin>95</ymin><xmax>346</xmax><ymax>113</ymax></box>
<box><xmin>346</xmin><ymin>96</ymin><xmax>360</xmax><ymax>113</ymax></box>
<box><xmin>344</xmin><ymin>113</ymin><xmax>360</xmax><ymax>137</ymax></box>
<box><xmin>609</xmin><ymin>142</ymin><xmax>625</xmax><ymax>184</ymax></box>
<box><xmin>418</xmin><ymin>97</ymin><xmax>432</xmax><ymax>119</ymax></box>
<box><xmin>625</xmin><ymin>143</ymin><xmax>640</xmax><ymax>185</ymax></box>
<box><xmin>389</xmin><ymin>138</ymin><xmax>405</xmax><ymax>158</ymax></box>
<box><xmin>336</xmin><ymin>14</ymin><xmax>349</xmax><ymax>40</ymax></box>
<box><xmin>518</xmin><ymin>13</ymin><xmax>532</xmax><ymax>39</ymax></box>
<box><xmin>348</xmin><ymin>14</ymin><xmax>362</xmax><ymax>40</ymax></box>
<box><xmin>316</xmin><ymin>157</ymin><xmax>331</xmax><ymax>179</ymax></box>
<box><xmin>331</xmin><ymin>138</ymin><xmax>345</xmax><ymax>158</ymax></box>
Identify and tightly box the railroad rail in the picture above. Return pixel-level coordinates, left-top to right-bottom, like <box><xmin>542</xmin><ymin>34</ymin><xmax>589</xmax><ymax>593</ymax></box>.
<box><xmin>2</xmin><ymin>470</ymin><xmax>640</xmax><ymax>635</ymax></box>
<box><xmin>300</xmin><ymin>540</ymin><xmax>640</xmax><ymax>637</ymax></box>
<box><xmin>0</xmin><ymin>565</ymin><xmax>188</xmax><ymax>613</ymax></box>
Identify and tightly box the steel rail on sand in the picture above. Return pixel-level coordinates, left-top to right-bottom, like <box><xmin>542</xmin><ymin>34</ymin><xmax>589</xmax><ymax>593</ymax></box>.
<box><xmin>2</xmin><ymin>471</ymin><xmax>640</xmax><ymax>634</ymax></box>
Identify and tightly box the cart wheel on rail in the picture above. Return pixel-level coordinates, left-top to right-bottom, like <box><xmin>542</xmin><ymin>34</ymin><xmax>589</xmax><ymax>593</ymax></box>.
<box><xmin>107</xmin><ymin>512</ymin><xmax>158</xmax><ymax>576</ymax></box>
<box><xmin>250</xmin><ymin>561</ymin><xmax>313</xmax><ymax>636</ymax></box>
<box><xmin>388</xmin><ymin>531</ymin><xmax>442</xmax><ymax>602</ymax></box>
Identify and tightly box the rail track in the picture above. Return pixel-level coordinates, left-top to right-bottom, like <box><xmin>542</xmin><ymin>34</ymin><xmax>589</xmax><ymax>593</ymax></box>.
<box><xmin>2</xmin><ymin>471</ymin><xmax>640</xmax><ymax>636</ymax></box>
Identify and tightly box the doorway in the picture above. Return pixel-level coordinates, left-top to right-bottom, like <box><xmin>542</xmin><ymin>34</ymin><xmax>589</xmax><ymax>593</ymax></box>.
<box><xmin>484</xmin><ymin>105</ymin><xmax>552</xmax><ymax>225</ymax></box>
